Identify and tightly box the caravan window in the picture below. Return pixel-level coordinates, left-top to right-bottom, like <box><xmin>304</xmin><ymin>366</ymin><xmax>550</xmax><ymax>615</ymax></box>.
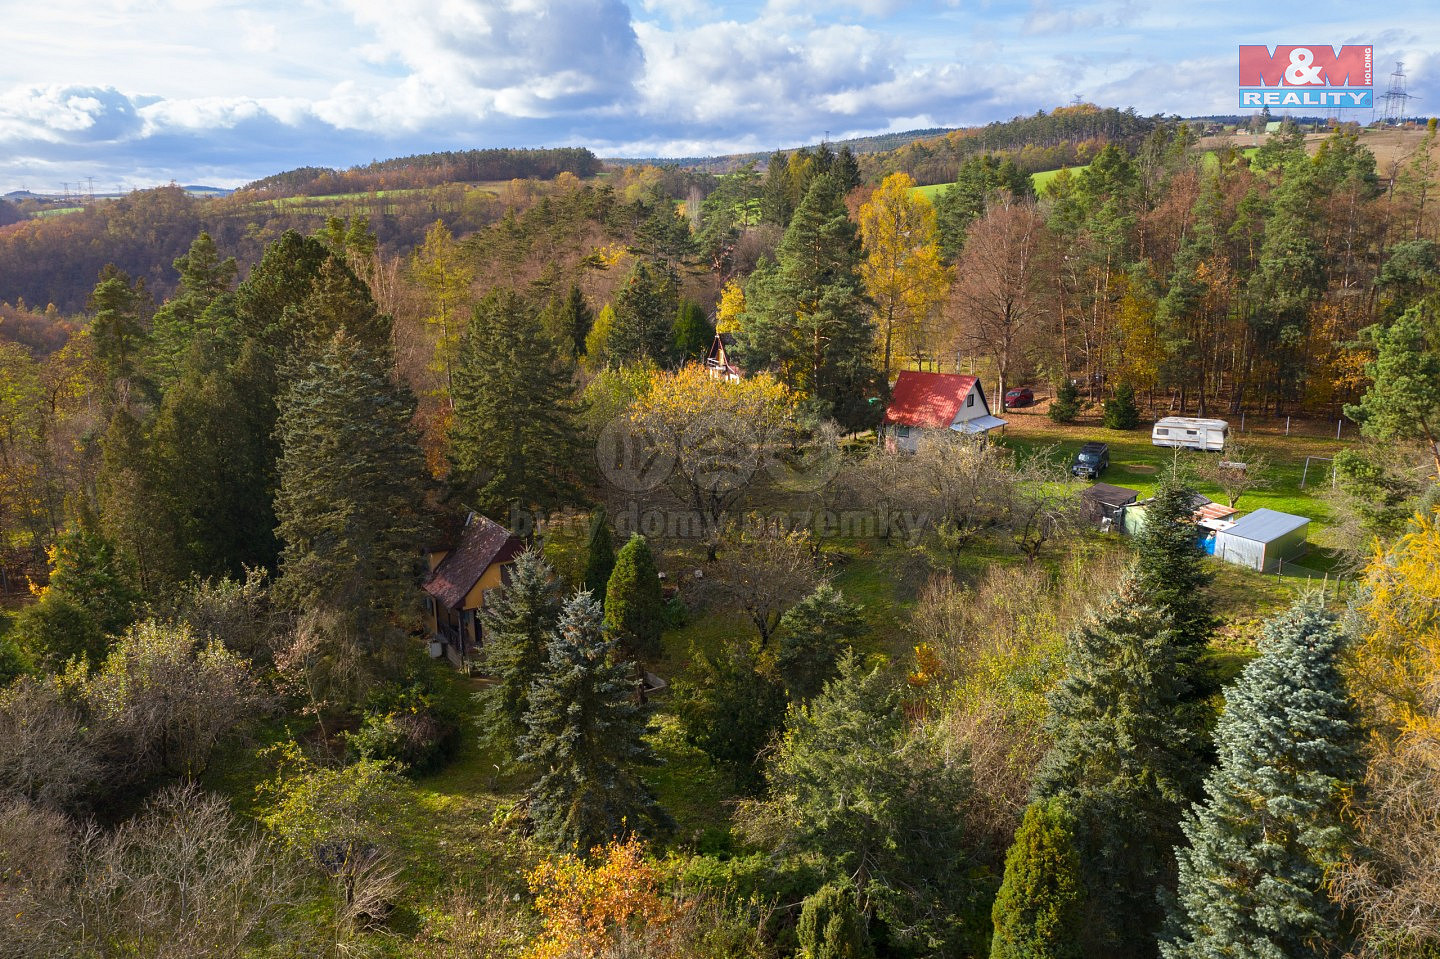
<box><xmin>1186</xmin><ymin>429</ymin><xmax>1197</xmax><ymax>435</ymax></box>
<box><xmin>1156</xmin><ymin>428</ymin><xmax>1169</xmax><ymax>436</ymax></box>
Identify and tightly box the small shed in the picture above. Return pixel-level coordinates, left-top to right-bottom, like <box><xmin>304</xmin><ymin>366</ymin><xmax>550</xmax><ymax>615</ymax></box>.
<box><xmin>1213</xmin><ymin>508</ymin><xmax>1310</xmax><ymax>572</ymax></box>
<box><xmin>1120</xmin><ymin>493</ymin><xmax>1215</xmax><ymax>538</ymax></box>
<box><xmin>1081</xmin><ymin>483</ymin><xmax>1139</xmax><ymax>530</ymax></box>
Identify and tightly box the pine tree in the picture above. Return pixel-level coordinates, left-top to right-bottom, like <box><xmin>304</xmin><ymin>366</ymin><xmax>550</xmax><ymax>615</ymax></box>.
<box><xmin>273</xmin><ymin>331</ymin><xmax>428</xmax><ymax>631</ymax></box>
<box><xmin>1032</xmin><ymin>577</ymin><xmax>1204</xmax><ymax>956</ymax></box>
<box><xmin>147</xmin><ymin>232</ymin><xmax>238</xmax><ymax>388</ymax></box>
<box><xmin>541</xmin><ymin>284</ymin><xmax>594</xmax><ymax>359</ymax></box>
<box><xmin>1102</xmin><ymin>383</ymin><xmax>1140</xmax><ymax>429</ymax></box>
<box><xmin>449</xmin><ymin>289</ymin><xmax>585</xmax><ymax>517</ymax></box>
<box><xmin>147</xmin><ymin>338</ymin><xmax>280</xmax><ymax>580</ymax></box>
<box><xmin>775</xmin><ymin>583</ymin><xmax>865</xmax><ymax>701</ymax></box>
<box><xmin>518</xmin><ymin>590</ymin><xmax>667</xmax><ymax>851</ymax></box>
<box><xmin>671</xmin><ymin>299</ymin><xmax>713</xmax><ymax>361</ymax></box>
<box><xmin>608</xmin><ymin>261</ymin><xmax>677</xmax><ymax>366</ymax></box>
<box><xmin>991</xmin><ymin>797</ymin><xmax>1087</xmax><ymax>959</ymax></box>
<box><xmin>739</xmin><ymin>174</ymin><xmax>879</xmax><ymax>429</ymax></box>
<box><xmin>88</xmin><ymin>265</ymin><xmax>150</xmax><ymax>398</ymax></box>
<box><xmin>583</xmin><ymin>508</ymin><xmax>616</xmax><ymax>604</ymax></box>
<box><xmin>741</xmin><ymin>653</ymin><xmax>982</xmax><ymax>955</ymax></box>
<box><xmin>1131</xmin><ymin>469</ymin><xmax>1216</xmax><ymax>693</ymax></box>
<box><xmin>1049</xmin><ymin>381</ymin><xmax>1081</xmax><ymax>423</ymax></box>
<box><xmin>1344</xmin><ymin>307</ymin><xmax>1440</xmax><ymax>475</ymax></box>
<box><xmin>797</xmin><ymin>881</ymin><xmax>875</xmax><ymax>959</ymax></box>
<box><xmin>603</xmin><ymin>534</ymin><xmax>665</xmax><ymax>661</ymax></box>
<box><xmin>476</xmin><ymin>549</ymin><xmax>562</xmax><ymax>749</ymax></box>
<box><xmin>1161</xmin><ymin>600</ymin><xmax>1361</xmax><ymax>959</ymax></box>
<box><xmin>673</xmin><ymin>641</ymin><xmax>786</xmax><ymax>790</ymax></box>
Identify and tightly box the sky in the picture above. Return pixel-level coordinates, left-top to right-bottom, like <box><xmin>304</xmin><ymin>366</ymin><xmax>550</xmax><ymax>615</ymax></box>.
<box><xmin>2</xmin><ymin>0</ymin><xmax>1439</xmax><ymax>193</ymax></box>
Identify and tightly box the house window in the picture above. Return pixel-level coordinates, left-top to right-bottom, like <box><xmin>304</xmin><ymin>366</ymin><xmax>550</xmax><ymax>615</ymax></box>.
<box><xmin>967</xmin><ymin>393</ymin><xmax>975</xmax><ymax>408</ymax></box>
<box><xmin>896</xmin><ymin>426</ymin><xmax>912</xmax><ymax>438</ymax></box>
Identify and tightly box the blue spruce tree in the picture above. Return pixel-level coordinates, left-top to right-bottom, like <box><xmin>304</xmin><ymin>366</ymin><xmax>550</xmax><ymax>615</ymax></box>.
<box><xmin>1161</xmin><ymin>599</ymin><xmax>1362</xmax><ymax>959</ymax></box>
<box><xmin>518</xmin><ymin>591</ymin><xmax>668</xmax><ymax>851</ymax></box>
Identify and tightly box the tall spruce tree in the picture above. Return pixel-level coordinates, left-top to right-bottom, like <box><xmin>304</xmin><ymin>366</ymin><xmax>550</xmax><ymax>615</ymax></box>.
<box><xmin>583</xmin><ymin>508</ymin><xmax>616</xmax><ymax>604</ymax></box>
<box><xmin>1031</xmin><ymin>576</ymin><xmax>1204</xmax><ymax>957</ymax></box>
<box><xmin>147</xmin><ymin>231</ymin><xmax>238</xmax><ymax>389</ymax></box>
<box><xmin>991</xmin><ymin>797</ymin><xmax>1087</xmax><ymax>959</ymax></box>
<box><xmin>1132</xmin><ymin>469</ymin><xmax>1217</xmax><ymax>695</ymax></box>
<box><xmin>147</xmin><ymin>338</ymin><xmax>280</xmax><ymax>581</ymax></box>
<box><xmin>671</xmin><ymin>299</ymin><xmax>713</xmax><ymax>361</ymax></box>
<box><xmin>1161</xmin><ymin>600</ymin><xmax>1362</xmax><ymax>959</ymax></box>
<box><xmin>273</xmin><ymin>331</ymin><xmax>428</xmax><ymax>631</ymax></box>
<box><xmin>476</xmin><ymin>549</ymin><xmax>562</xmax><ymax>750</ymax></box>
<box><xmin>449</xmin><ymin>289</ymin><xmax>584</xmax><ymax>517</ymax></box>
<box><xmin>608</xmin><ymin>260</ymin><xmax>678</xmax><ymax>366</ymax></box>
<box><xmin>517</xmin><ymin>590</ymin><xmax>667</xmax><ymax>851</ymax></box>
<box><xmin>602</xmin><ymin>533</ymin><xmax>665</xmax><ymax>661</ymax></box>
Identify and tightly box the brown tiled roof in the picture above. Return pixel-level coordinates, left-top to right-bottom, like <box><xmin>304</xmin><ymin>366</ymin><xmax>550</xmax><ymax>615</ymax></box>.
<box><xmin>423</xmin><ymin>515</ymin><xmax>524</xmax><ymax>610</ymax></box>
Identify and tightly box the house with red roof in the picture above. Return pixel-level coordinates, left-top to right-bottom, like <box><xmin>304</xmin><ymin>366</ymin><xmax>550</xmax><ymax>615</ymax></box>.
<box><xmin>422</xmin><ymin>513</ymin><xmax>524</xmax><ymax>668</ymax></box>
<box><xmin>881</xmin><ymin>371</ymin><xmax>1007</xmax><ymax>452</ymax></box>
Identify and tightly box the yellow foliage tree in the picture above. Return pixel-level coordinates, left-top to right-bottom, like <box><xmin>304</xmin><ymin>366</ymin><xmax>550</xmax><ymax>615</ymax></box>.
<box><xmin>630</xmin><ymin>365</ymin><xmax>796</xmax><ymax>520</ymax></box>
<box><xmin>410</xmin><ymin>220</ymin><xmax>473</xmax><ymax>403</ymax></box>
<box><xmin>1350</xmin><ymin>508</ymin><xmax>1440</xmax><ymax>740</ymax></box>
<box><xmin>1336</xmin><ymin>508</ymin><xmax>1440</xmax><ymax>953</ymax></box>
<box><xmin>524</xmin><ymin>837</ymin><xmax>685</xmax><ymax>959</ymax></box>
<box><xmin>858</xmin><ymin>172</ymin><xmax>951</xmax><ymax>378</ymax></box>
<box><xmin>715</xmin><ymin>280</ymin><xmax>745</xmax><ymax>334</ymax></box>
<box><xmin>1110</xmin><ymin>273</ymin><xmax>1163</xmax><ymax>397</ymax></box>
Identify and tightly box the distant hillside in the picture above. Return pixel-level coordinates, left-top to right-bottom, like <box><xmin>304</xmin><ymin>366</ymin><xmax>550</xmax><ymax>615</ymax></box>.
<box><xmin>605</xmin><ymin>105</ymin><xmax>1168</xmax><ymax>186</ymax></box>
<box><xmin>246</xmin><ymin>147</ymin><xmax>602</xmax><ymax>198</ymax></box>
<box><xmin>604</xmin><ymin>128</ymin><xmax>956</xmax><ymax>173</ymax></box>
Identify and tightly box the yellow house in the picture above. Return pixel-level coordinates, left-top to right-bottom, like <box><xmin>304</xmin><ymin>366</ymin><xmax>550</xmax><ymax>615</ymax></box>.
<box><xmin>422</xmin><ymin>513</ymin><xmax>524</xmax><ymax>668</ymax></box>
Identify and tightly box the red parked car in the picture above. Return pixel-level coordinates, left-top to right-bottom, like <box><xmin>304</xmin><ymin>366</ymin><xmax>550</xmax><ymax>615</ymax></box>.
<box><xmin>1004</xmin><ymin>386</ymin><xmax>1034</xmax><ymax>407</ymax></box>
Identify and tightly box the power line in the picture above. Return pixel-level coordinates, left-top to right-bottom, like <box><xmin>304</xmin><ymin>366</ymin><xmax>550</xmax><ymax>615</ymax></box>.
<box><xmin>1382</xmin><ymin>61</ymin><xmax>1419</xmax><ymax>125</ymax></box>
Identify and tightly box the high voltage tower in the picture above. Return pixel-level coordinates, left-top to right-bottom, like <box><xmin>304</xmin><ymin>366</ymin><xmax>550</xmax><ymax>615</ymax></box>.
<box><xmin>1382</xmin><ymin>61</ymin><xmax>1419</xmax><ymax>125</ymax></box>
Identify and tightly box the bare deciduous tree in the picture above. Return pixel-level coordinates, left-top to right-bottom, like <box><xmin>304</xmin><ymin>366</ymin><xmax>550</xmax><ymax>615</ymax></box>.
<box><xmin>0</xmin><ymin>677</ymin><xmax>106</xmax><ymax>810</ymax></box>
<box><xmin>710</xmin><ymin>524</ymin><xmax>822</xmax><ymax>646</ymax></box>
<box><xmin>1190</xmin><ymin>439</ymin><xmax>1272</xmax><ymax>508</ymax></box>
<box><xmin>1</xmin><ymin>785</ymin><xmax>300</xmax><ymax>959</ymax></box>
<box><xmin>948</xmin><ymin>201</ymin><xmax>1051</xmax><ymax>408</ymax></box>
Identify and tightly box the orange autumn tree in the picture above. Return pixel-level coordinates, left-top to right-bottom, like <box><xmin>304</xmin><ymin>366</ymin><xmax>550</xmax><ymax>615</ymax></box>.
<box><xmin>524</xmin><ymin>837</ymin><xmax>687</xmax><ymax>959</ymax></box>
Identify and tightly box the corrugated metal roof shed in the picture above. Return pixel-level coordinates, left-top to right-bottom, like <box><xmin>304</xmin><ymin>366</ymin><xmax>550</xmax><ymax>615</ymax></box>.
<box><xmin>1222</xmin><ymin>508</ymin><xmax>1309</xmax><ymax>543</ymax></box>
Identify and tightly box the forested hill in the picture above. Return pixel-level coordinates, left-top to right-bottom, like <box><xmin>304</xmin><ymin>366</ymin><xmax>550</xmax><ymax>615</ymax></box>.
<box><xmin>609</xmin><ymin>105</ymin><xmax>1167</xmax><ymax>186</ymax></box>
<box><xmin>858</xmin><ymin>103</ymin><xmax>1169</xmax><ymax>185</ymax></box>
<box><xmin>245</xmin><ymin>146</ymin><xmax>602</xmax><ymax>197</ymax></box>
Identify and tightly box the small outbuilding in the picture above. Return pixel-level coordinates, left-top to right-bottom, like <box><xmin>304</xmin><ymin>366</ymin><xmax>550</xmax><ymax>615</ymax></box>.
<box><xmin>1120</xmin><ymin>492</ymin><xmax>1216</xmax><ymax>538</ymax></box>
<box><xmin>1081</xmin><ymin>483</ymin><xmax>1139</xmax><ymax>531</ymax></box>
<box><xmin>1213</xmin><ymin>508</ymin><xmax>1310</xmax><ymax>572</ymax></box>
<box><xmin>704</xmin><ymin>333</ymin><xmax>744</xmax><ymax>382</ymax></box>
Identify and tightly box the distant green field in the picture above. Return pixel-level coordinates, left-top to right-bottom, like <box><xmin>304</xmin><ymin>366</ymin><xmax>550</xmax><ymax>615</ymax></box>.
<box><xmin>911</xmin><ymin>164</ymin><xmax>1089</xmax><ymax>202</ymax></box>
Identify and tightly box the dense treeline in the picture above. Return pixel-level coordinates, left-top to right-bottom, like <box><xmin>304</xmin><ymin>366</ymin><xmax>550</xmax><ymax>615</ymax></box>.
<box><xmin>245</xmin><ymin>146</ymin><xmax>602</xmax><ymax>196</ymax></box>
<box><xmin>859</xmin><ymin>103</ymin><xmax>1168</xmax><ymax>185</ymax></box>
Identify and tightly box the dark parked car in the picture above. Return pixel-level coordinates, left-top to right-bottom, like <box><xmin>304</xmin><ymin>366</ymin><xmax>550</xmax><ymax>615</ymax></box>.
<box><xmin>1071</xmin><ymin>441</ymin><xmax>1110</xmax><ymax>478</ymax></box>
<box><xmin>1004</xmin><ymin>386</ymin><xmax>1034</xmax><ymax>407</ymax></box>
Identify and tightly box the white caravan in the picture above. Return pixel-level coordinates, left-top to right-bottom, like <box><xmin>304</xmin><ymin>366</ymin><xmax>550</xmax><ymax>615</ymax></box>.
<box><xmin>1151</xmin><ymin>416</ymin><xmax>1228</xmax><ymax>452</ymax></box>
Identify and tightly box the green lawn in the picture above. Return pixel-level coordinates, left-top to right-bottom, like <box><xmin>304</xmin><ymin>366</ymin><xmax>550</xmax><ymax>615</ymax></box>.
<box><xmin>911</xmin><ymin>163</ymin><xmax>1088</xmax><ymax>202</ymax></box>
